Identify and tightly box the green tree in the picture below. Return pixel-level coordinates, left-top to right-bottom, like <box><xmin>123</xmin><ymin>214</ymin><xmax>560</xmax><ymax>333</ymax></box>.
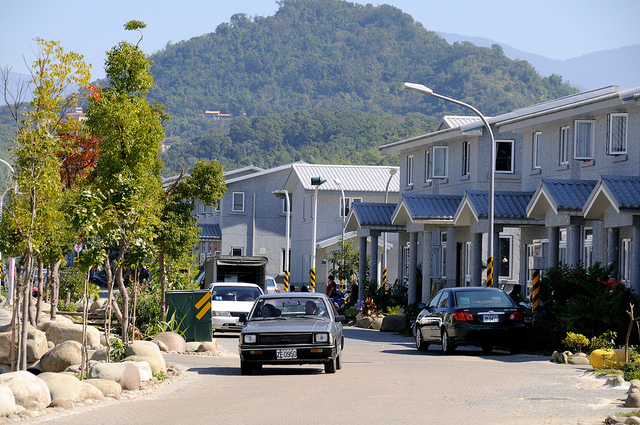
<box><xmin>156</xmin><ymin>160</ymin><xmax>226</xmax><ymax>320</ymax></box>
<box><xmin>83</xmin><ymin>20</ymin><xmax>165</xmax><ymax>341</ymax></box>
<box><xmin>0</xmin><ymin>38</ymin><xmax>90</xmax><ymax>369</ymax></box>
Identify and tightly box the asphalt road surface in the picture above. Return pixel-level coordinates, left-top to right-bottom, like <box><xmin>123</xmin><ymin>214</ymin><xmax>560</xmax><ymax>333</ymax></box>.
<box><xmin>27</xmin><ymin>327</ymin><xmax>632</xmax><ymax>425</ymax></box>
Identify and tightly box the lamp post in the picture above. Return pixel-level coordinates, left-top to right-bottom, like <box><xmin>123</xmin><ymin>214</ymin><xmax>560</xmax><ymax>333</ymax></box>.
<box><xmin>333</xmin><ymin>178</ymin><xmax>346</xmax><ymax>290</ymax></box>
<box><xmin>272</xmin><ymin>190</ymin><xmax>291</xmax><ymax>292</ymax></box>
<box><xmin>382</xmin><ymin>168</ymin><xmax>398</xmax><ymax>289</ymax></box>
<box><xmin>0</xmin><ymin>159</ymin><xmax>16</xmax><ymax>305</ymax></box>
<box><xmin>403</xmin><ymin>82</ymin><xmax>496</xmax><ymax>287</ymax></box>
<box><xmin>310</xmin><ymin>177</ymin><xmax>326</xmax><ymax>291</ymax></box>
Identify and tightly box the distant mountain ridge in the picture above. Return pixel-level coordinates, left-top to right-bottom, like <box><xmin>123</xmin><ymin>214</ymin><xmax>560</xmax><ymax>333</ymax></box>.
<box><xmin>438</xmin><ymin>32</ymin><xmax>639</xmax><ymax>91</ymax></box>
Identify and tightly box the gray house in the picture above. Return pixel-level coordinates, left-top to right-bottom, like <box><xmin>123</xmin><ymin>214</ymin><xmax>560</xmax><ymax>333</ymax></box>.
<box><xmin>348</xmin><ymin>84</ymin><xmax>640</xmax><ymax>304</ymax></box>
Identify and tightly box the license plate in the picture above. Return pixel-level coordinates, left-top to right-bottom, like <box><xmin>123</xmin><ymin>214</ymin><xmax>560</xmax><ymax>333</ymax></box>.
<box><xmin>276</xmin><ymin>349</ymin><xmax>297</xmax><ymax>359</ymax></box>
<box><xmin>483</xmin><ymin>315</ymin><xmax>499</xmax><ymax>323</ymax></box>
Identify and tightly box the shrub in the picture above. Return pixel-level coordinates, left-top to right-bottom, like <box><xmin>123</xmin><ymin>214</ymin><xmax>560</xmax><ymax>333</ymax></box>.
<box><xmin>623</xmin><ymin>362</ymin><xmax>640</xmax><ymax>381</ymax></box>
<box><xmin>589</xmin><ymin>330</ymin><xmax>617</xmax><ymax>352</ymax></box>
<box><xmin>562</xmin><ymin>332</ymin><xmax>590</xmax><ymax>353</ymax></box>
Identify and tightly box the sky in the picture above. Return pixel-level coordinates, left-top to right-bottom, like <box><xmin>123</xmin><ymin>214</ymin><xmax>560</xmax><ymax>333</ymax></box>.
<box><xmin>2</xmin><ymin>0</ymin><xmax>639</xmax><ymax>80</ymax></box>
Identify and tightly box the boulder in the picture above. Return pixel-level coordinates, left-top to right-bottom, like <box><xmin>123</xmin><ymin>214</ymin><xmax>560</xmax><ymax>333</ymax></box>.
<box><xmin>38</xmin><ymin>372</ymin><xmax>83</xmax><ymax>403</ymax></box>
<box><xmin>380</xmin><ymin>315</ymin><xmax>407</xmax><ymax>332</ymax></box>
<box><xmin>45</xmin><ymin>322</ymin><xmax>101</xmax><ymax>348</ymax></box>
<box><xmin>37</xmin><ymin>315</ymin><xmax>73</xmax><ymax>333</ymax></box>
<box><xmin>590</xmin><ymin>349</ymin><xmax>616</xmax><ymax>369</ymax></box>
<box><xmin>40</xmin><ymin>340</ymin><xmax>82</xmax><ymax>373</ymax></box>
<box><xmin>626</xmin><ymin>390</ymin><xmax>640</xmax><ymax>408</ymax></box>
<box><xmin>123</xmin><ymin>341</ymin><xmax>166</xmax><ymax>373</ymax></box>
<box><xmin>122</xmin><ymin>355</ymin><xmax>166</xmax><ymax>375</ymax></box>
<box><xmin>152</xmin><ymin>332</ymin><xmax>186</xmax><ymax>352</ymax></box>
<box><xmin>80</xmin><ymin>381</ymin><xmax>104</xmax><ymax>400</ymax></box>
<box><xmin>625</xmin><ymin>416</ymin><xmax>640</xmax><ymax>425</ymax></box>
<box><xmin>185</xmin><ymin>342</ymin><xmax>200</xmax><ymax>352</ymax></box>
<box><xmin>197</xmin><ymin>341</ymin><xmax>218</xmax><ymax>355</ymax></box>
<box><xmin>84</xmin><ymin>378</ymin><xmax>122</xmax><ymax>397</ymax></box>
<box><xmin>0</xmin><ymin>324</ymin><xmax>48</xmax><ymax>364</ymax></box>
<box><xmin>88</xmin><ymin>362</ymin><xmax>140</xmax><ymax>391</ymax></box>
<box><xmin>0</xmin><ymin>371</ymin><xmax>51</xmax><ymax>410</ymax></box>
<box><xmin>90</xmin><ymin>347</ymin><xmax>108</xmax><ymax>361</ymax></box>
<box><xmin>124</xmin><ymin>361</ymin><xmax>153</xmax><ymax>381</ymax></box>
<box><xmin>0</xmin><ymin>385</ymin><xmax>16</xmax><ymax>417</ymax></box>
<box><xmin>89</xmin><ymin>299</ymin><xmax>108</xmax><ymax>314</ymax></box>
<box><xmin>568</xmin><ymin>356</ymin><xmax>591</xmax><ymax>366</ymax></box>
<box><xmin>355</xmin><ymin>316</ymin><xmax>373</xmax><ymax>329</ymax></box>
<box><xmin>371</xmin><ymin>317</ymin><xmax>383</xmax><ymax>330</ymax></box>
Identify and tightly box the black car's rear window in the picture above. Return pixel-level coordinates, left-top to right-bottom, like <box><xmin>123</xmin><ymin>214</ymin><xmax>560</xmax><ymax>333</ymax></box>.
<box><xmin>454</xmin><ymin>291</ymin><xmax>514</xmax><ymax>308</ymax></box>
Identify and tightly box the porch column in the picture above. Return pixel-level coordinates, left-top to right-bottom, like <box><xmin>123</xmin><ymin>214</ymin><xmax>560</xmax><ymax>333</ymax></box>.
<box><xmin>370</xmin><ymin>232</ymin><xmax>379</xmax><ymax>287</ymax></box>
<box><xmin>358</xmin><ymin>237</ymin><xmax>367</xmax><ymax>301</ymax></box>
<box><xmin>422</xmin><ymin>230</ymin><xmax>432</xmax><ymax>303</ymax></box>
<box><xmin>568</xmin><ymin>224</ymin><xmax>581</xmax><ymax>268</ymax></box>
<box><xmin>408</xmin><ymin>232</ymin><xmax>418</xmax><ymax>305</ymax></box>
<box><xmin>607</xmin><ymin>228</ymin><xmax>620</xmax><ymax>276</ymax></box>
<box><xmin>632</xmin><ymin>225</ymin><xmax>640</xmax><ymax>295</ymax></box>
<box><xmin>547</xmin><ymin>226</ymin><xmax>559</xmax><ymax>269</ymax></box>
<box><xmin>472</xmin><ymin>233</ymin><xmax>483</xmax><ymax>286</ymax></box>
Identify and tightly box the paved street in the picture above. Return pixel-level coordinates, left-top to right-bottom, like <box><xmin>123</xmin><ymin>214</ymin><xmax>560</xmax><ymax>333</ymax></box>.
<box><xmin>26</xmin><ymin>327</ymin><xmax>632</xmax><ymax>425</ymax></box>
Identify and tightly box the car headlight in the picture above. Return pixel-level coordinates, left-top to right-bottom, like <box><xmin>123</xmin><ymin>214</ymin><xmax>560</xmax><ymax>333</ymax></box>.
<box><xmin>244</xmin><ymin>334</ymin><xmax>257</xmax><ymax>344</ymax></box>
<box><xmin>315</xmin><ymin>333</ymin><xmax>329</xmax><ymax>343</ymax></box>
<box><xmin>212</xmin><ymin>311</ymin><xmax>231</xmax><ymax>317</ymax></box>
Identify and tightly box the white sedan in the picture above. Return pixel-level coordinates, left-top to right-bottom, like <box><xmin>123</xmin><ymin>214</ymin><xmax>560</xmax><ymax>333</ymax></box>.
<box><xmin>209</xmin><ymin>282</ymin><xmax>264</xmax><ymax>333</ymax></box>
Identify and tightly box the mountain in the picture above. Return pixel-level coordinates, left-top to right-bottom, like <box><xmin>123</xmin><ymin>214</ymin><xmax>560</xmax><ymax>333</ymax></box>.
<box><xmin>438</xmin><ymin>33</ymin><xmax>639</xmax><ymax>91</ymax></box>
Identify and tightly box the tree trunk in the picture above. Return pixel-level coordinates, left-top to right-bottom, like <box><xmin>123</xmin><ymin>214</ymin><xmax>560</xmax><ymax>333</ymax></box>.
<box><xmin>35</xmin><ymin>258</ymin><xmax>44</xmax><ymax>325</ymax></box>
<box><xmin>20</xmin><ymin>251</ymin><xmax>33</xmax><ymax>370</ymax></box>
<box><xmin>103</xmin><ymin>252</ymin><xmax>113</xmax><ymax>363</ymax></box>
<box><xmin>116</xmin><ymin>266</ymin><xmax>129</xmax><ymax>342</ymax></box>
<box><xmin>49</xmin><ymin>259</ymin><xmax>62</xmax><ymax>320</ymax></box>
<box><xmin>159</xmin><ymin>250</ymin><xmax>167</xmax><ymax>321</ymax></box>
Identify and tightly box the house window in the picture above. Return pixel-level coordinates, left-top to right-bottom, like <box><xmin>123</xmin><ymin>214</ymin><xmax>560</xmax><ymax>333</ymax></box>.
<box><xmin>424</xmin><ymin>150</ymin><xmax>430</xmax><ymax>183</ymax></box>
<box><xmin>608</xmin><ymin>113</ymin><xmax>627</xmax><ymax>154</ymax></box>
<box><xmin>583</xmin><ymin>227</ymin><xmax>593</xmax><ymax>268</ymax></box>
<box><xmin>432</xmin><ymin>146</ymin><xmax>448</xmax><ymax>178</ymax></box>
<box><xmin>440</xmin><ymin>232</ymin><xmax>447</xmax><ymax>279</ymax></box>
<box><xmin>498</xmin><ymin>236</ymin><xmax>512</xmax><ymax>278</ymax></box>
<box><xmin>231</xmin><ymin>247</ymin><xmax>243</xmax><ymax>256</ymax></box>
<box><xmin>559</xmin><ymin>228</ymin><xmax>567</xmax><ymax>265</ymax></box>
<box><xmin>463</xmin><ymin>241</ymin><xmax>472</xmax><ymax>286</ymax></box>
<box><xmin>574</xmin><ymin>120</ymin><xmax>594</xmax><ymax>160</ymax></box>
<box><xmin>462</xmin><ymin>141</ymin><xmax>470</xmax><ymax>176</ymax></box>
<box><xmin>232</xmin><ymin>192</ymin><xmax>245</xmax><ymax>212</ymax></box>
<box><xmin>282</xmin><ymin>248</ymin><xmax>291</xmax><ymax>272</ymax></box>
<box><xmin>406</xmin><ymin>155</ymin><xmax>414</xmax><ymax>187</ymax></box>
<box><xmin>495</xmin><ymin>140</ymin><xmax>514</xmax><ymax>173</ymax></box>
<box><xmin>281</xmin><ymin>195</ymin><xmax>292</xmax><ymax>213</ymax></box>
<box><xmin>621</xmin><ymin>239</ymin><xmax>631</xmax><ymax>284</ymax></box>
<box><xmin>560</xmin><ymin>126</ymin><xmax>570</xmax><ymax>165</ymax></box>
<box><xmin>340</xmin><ymin>197</ymin><xmax>362</xmax><ymax>217</ymax></box>
<box><xmin>431</xmin><ymin>246</ymin><xmax>441</xmax><ymax>278</ymax></box>
<box><xmin>533</xmin><ymin>132</ymin><xmax>542</xmax><ymax>169</ymax></box>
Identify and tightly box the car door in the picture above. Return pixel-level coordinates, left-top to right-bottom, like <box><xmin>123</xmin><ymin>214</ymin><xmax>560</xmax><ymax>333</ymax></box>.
<box><xmin>427</xmin><ymin>290</ymin><xmax>449</xmax><ymax>341</ymax></box>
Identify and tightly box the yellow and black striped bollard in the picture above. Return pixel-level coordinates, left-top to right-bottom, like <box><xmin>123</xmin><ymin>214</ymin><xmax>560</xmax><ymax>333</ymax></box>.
<box><xmin>309</xmin><ymin>268</ymin><xmax>315</xmax><ymax>292</ymax></box>
<box><xmin>532</xmin><ymin>269</ymin><xmax>540</xmax><ymax>311</ymax></box>
<box><xmin>486</xmin><ymin>256</ymin><xmax>494</xmax><ymax>287</ymax></box>
<box><xmin>284</xmin><ymin>271</ymin><xmax>289</xmax><ymax>292</ymax></box>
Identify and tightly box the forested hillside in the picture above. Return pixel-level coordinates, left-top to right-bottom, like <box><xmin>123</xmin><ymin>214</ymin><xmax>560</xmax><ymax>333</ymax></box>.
<box><xmin>1</xmin><ymin>0</ymin><xmax>578</xmax><ymax>175</ymax></box>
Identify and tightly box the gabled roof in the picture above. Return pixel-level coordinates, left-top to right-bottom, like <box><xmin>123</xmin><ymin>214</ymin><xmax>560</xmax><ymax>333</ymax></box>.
<box><xmin>437</xmin><ymin>116</ymin><xmax>481</xmax><ymax>131</ymax></box>
<box><xmin>454</xmin><ymin>190</ymin><xmax>535</xmax><ymax>226</ymax></box>
<box><xmin>198</xmin><ymin>224</ymin><xmax>221</xmax><ymax>240</ymax></box>
<box><xmin>224</xmin><ymin>165</ymin><xmax>264</xmax><ymax>178</ymax></box>
<box><xmin>345</xmin><ymin>202</ymin><xmax>405</xmax><ymax>232</ymax></box>
<box><xmin>583</xmin><ymin>176</ymin><xmax>640</xmax><ymax>219</ymax></box>
<box><xmin>527</xmin><ymin>179</ymin><xmax>598</xmax><ymax>219</ymax></box>
<box><xmin>391</xmin><ymin>194</ymin><xmax>462</xmax><ymax>225</ymax></box>
<box><xmin>283</xmin><ymin>163</ymin><xmax>399</xmax><ymax>193</ymax></box>
<box><xmin>225</xmin><ymin>162</ymin><xmax>301</xmax><ymax>185</ymax></box>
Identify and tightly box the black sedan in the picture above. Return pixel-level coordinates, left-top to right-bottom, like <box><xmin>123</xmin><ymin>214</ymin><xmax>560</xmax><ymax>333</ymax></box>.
<box><xmin>412</xmin><ymin>287</ymin><xmax>526</xmax><ymax>354</ymax></box>
<box><xmin>238</xmin><ymin>292</ymin><xmax>344</xmax><ymax>374</ymax></box>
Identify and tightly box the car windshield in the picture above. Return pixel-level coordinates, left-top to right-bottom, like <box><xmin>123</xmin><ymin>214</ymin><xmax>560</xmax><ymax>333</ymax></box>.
<box><xmin>249</xmin><ymin>297</ymin><xmax>329</xmax><ymax>320</ymax></box>
<box><xmin>211</xmin><ymin>286</ymin><xmax>262</xmax><ymax>302</ymax></box>
<box><xmin>454</xmin><ymin>291</ymin><xmax>515</xmax><ymax>308</ymax></box>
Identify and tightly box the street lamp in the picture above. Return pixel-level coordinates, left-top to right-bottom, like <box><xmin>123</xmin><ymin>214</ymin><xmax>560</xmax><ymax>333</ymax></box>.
<box><xmin>333</xmin><ymin>178</ymin><xmax>346</xmax><ymax>290</ymax></box>
<box><xmin>310</xmin><ymin>177</ymin><xmax>326</xmax><ymax>291</ymax></box>
<box><xmin>272</xmin><ymin>190</ymin><xmax>291</xmax><ymax>292</ymax></box>
<box><xmin>403</xmin><ymin>82</ymin><xmax>496</xmax><ymax>287</ymax></box>
<box><xmin>382</xmin><ymin>168</ymin><xmax>398</xmax><ymax>289</ymax></box>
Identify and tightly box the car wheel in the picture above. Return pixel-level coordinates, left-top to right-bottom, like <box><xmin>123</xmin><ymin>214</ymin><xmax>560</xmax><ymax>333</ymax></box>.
<box><xmin>415</xmin><ymin>326</ymin><xmax>429</xmax><ymax>351</ymax></box>
<box><xmin>324</xmin><ymin>357</ymin><xmax>337</xmax><ymax>374</ymax></box>
<box><xmin>441</xmin><ymin>329</ymin><xmax>455</xmax><ymax>354</ymax></box>
<box><xmin>240</xmin><ymin>361</ymin><xmax>254</xmax><ymax>375</ymax></box>
<box><xmin>335</xmin><ymin>352</ymin><xmax>342</xmax><ymax>370</ymax></box>
<box><xmin>509</xmin><ymin>344</ymin><xmax>523</xmax><ymax>355</ymax></box>
<box><xmin>481</xmin><ymin>344</ymin><xmax>494</xmax><ymax>354</ymax></box>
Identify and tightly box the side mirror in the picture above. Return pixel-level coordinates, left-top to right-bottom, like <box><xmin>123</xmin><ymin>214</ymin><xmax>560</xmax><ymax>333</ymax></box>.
<box><xmin>418</xmin><ymin>303</ymin><xmax>426</xmax><ymax>309</ymax></box>
<box><xmin>238</xmin><ymin>313</ymin><xmax>247</xmax><ymax>323</ymax></box>
<box><xmin>335</xmin><ymin>315</ymin><xmax>346</xmax><ymax>323</ymax></box>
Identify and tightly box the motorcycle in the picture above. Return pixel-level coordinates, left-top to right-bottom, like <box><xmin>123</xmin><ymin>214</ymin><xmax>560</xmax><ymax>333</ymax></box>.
<box><xmin>330</xmin><ymin>289</ymin><xmax>346</xmax><ymax>315</ymax></box>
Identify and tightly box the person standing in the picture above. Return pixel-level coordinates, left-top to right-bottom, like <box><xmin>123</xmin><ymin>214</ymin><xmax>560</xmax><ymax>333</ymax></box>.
<box><xmin>326</xmin><ymin>275</ymin><xmax>337</xmax><ymax>296</ymax></box>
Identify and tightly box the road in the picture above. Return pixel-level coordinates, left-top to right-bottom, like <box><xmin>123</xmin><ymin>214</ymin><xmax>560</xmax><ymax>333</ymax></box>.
<box><xmin>27</xmin><ymin>327</ymin><xmax>630</xmax><ymax>425</ymax></box>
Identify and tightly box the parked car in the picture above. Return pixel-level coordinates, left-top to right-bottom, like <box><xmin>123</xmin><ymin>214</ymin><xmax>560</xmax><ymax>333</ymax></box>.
<box><xmin>412</xmin><ymin>287</ymin><xmax>527</xmax><ymax>354</ymax></box>
<box><xmin>238</xmin><ymin>292</ymin><xmax>344</xmax><ymax>374</ymax></box>
<box><xmin>209</xmin><ymin>282</ymin><xmax>264</xmax><ymax>333</ymax></box>
<box><xmin>266</xmin><ymin>276</ymin><xmax>280</xmax><ymax>293</ymax></box>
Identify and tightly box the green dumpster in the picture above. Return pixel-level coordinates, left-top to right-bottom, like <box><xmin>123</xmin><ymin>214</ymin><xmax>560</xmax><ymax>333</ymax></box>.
<box><xmin>165</xmin><ymin>290</ymin><xmax>212</xmax><ymax>342</ymax></box>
